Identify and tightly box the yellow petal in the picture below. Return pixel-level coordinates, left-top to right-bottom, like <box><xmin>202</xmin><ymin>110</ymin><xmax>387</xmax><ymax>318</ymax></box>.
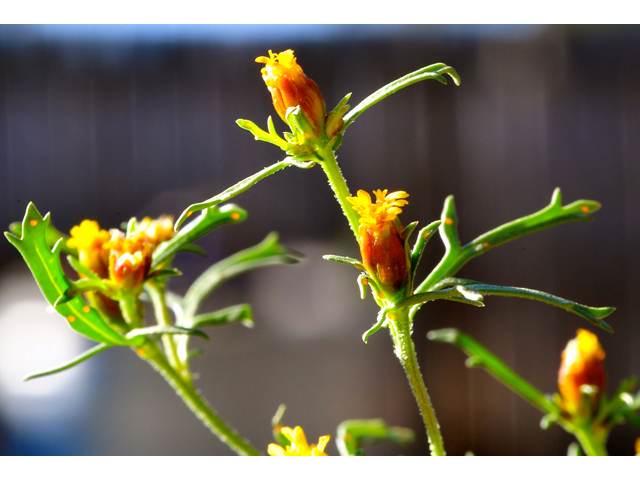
<box><xmin>268</xmin><ymin>444</ymin><xmax>286</xmax><ymax>456</ymax></box>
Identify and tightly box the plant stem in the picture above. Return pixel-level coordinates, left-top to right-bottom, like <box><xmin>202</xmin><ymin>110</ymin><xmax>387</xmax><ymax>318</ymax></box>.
<box><xmin>388</xmin><ymin>308</ymin><xmax>446</xmax><ymax>456</ymax></box>
<box><xmin>319</xmin><ymin>148</ymin><xmax>360</xmax><ymax>240</ymax></box>
<box><xmin>137</xmin><ymin>340</ymin><xmax>261</xmax><ymax>456</ymax></box>
<box><xmin>573</xmin><ymin>425</ymin><xmax>608</xmax><ymax>456</ymax></box>
<box><xmin>145</xmin><ymin>282</ymin><xmax>189</xmax><ymax>381</ymax></box>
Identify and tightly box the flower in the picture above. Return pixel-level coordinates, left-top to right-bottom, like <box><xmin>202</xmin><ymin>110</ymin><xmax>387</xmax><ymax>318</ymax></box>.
<box><xmin>347</xmin><ymin>189</ymin><xmax>411</xmax><ymax>297</ymax></box>
<box><xmin>268</xmin><ymin>426</ymin><xmax>330</xmax><ymax>456</ymax></box>
<box><xmin>104</xmin><ymin>230</ymin><xmax>153</xmax><ymax>291</ymax></box>
<box><xmin>67</xmin><ymin>220</ymin><xmax>111</xmax><ymax>278</ymax></box>
<box><xmin>558</xmin><ymin>329</ymin><xmax>606</xmax><ymax>417</ymax></box>
<box><xmin>134</xmin><ymin>215</ymin><xmax>175</xmax><ymax>248</ymax></box>
<box><xmin>256</xmin><ymin>49</ymin><xmax>326</xmax><ymax>137</ymax></box>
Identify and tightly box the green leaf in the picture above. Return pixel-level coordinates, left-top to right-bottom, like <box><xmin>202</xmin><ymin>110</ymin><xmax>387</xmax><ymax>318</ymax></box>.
<box><xmin>153</xmin><ymin>204</ymin><xmax>247</xmax><ymax>268</ymax></box>
<box><xmin>181</xmin><ymin>232</ymin><xmax>303</xmax><ymax>323</ymax></box>
<box><xmin>427</xmin><ymin>328</ymin><xmax>560</xmax><ymax>417</ymax></box>
<box><xmin>126</xmin><ymin>325</ymin><xmax>209</xmax><ymax>341</ymax></box>
<box><xmin>10</xmin><ymin>216</ymin><xmax>78</xmax><ymax>257</ymax></box>
<box><xmin>146</xmin><ymin>268</ymin><xmax>182</xmax><ymax>280</ymax></box>
<box><xmin>362</xmin><ymin>306</ymin><xmax>392</xmax><ymax>343</ymax></box>
<box><xmin>236</xmin><ymin>117</ymin><xmax>289</xmax><ymax>150</ymax></box>
<box><xmin>177</xmin><ymin>244</ymin><xmax>208</xmax><ymax>257</ymax></box>
<box><xmin>342</xmin><ymin>63</ymin><xmax>460</xmax><ymax>132</ymax></box>
<box><xmin>336</xmin><ymin>419</ymin><xmax>415</xmax><ymax>456</ymax></box>
<box><xmin>67</xmin><ymin>254</ymin><xmax>100</xmax><ymax>280</ymax></box>
<box><xmin>24</xmin><ymin>343</ymin><xmax>112</xmax><ymax>381</ymax></box>
<box><xmin>5</xmin><ymin>203</ymin><xmax>137</xmax><ymax>346</ymax></box>
<box><xmin>410</xmin><ymin>220</ymin><xmax>442</xmax><ymax>284</ymax></box>
<box><xmin>357</xmin><ymin>273</ymin><xmax>369</xmax><ymax>300</ymax></box>
<box><xmin>322</xmin><ymin>254</ymin><xmax>364</xmax><ymax>270</ymax></box>
<box><xmin>54</xmin><ymin>278</ymin><xmax>110</xmax><ymax>306</ymax></box>
<box><xmin>174</xmin><ymin>158</ymin><xmax>305</xmax><ymax>230</ymax></box>
<box><xmin>271</xmin><ymin>404</ymin><xmax>291</xmax><ymax>448</ymax></box>
<box><xmin>394</xmin><ymin>286</ymin><xmax>485</xmax><ymax>310</ymax></box>
<box><xmin>416</xmin><ymin>189</ymin><xmax>601</xmax><ymax>295</ymax></box>
<box><xmin>458</xmin><ymin>283</ymin><xmax>614</xmax><ymax>332</ymax></box>
<box><xmin>192</xmin><ymin>304</ymin><xmax>254</xmax><ymax>329</ymax></box>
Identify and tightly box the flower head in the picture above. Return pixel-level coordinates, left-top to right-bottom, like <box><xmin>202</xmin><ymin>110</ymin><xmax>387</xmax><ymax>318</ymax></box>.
<box><xmin>134</xmin><ymin>215</ymin><xmax>175</xmax><ymax>248</ymax></box>
<box><xmin>256</xmin><ymin>49</ymin><xmax>326</xmax><ymax>137</ymax></box>
<box><xmin>347</xmin><ymin>190</ymin><xmax>411</xmax><ymax>297</ymax></box>
<box><xmin>104</xmin><ymin>230</ymin><xmax>153</xmax><ymax>291</ymax></box>
<box><xmin>67</xmin><ymin>220</ymin><xmax>111</xmax><ymax>278</ymax></box>
<box><xmin>268</xmin><ymin>426</ymin><xmax>330</xmax><ymax>456</ymax></box>
<box><xmin>558</xmin><ymin>329</ymin><xmax>606</xmax><ymax>417</ymax></box>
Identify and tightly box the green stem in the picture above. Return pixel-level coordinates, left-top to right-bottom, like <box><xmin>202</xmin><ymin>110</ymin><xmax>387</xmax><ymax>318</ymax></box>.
<box><xmin>319</xmin><ymin>149</ymin><xmax>360</xmax><ymax>240</ymax></box>
<box><xmin>146</xmin><ymin>282</ymin><xmax>189</xmax><ymax>382</ymax></box>
<box><xmin>138</xmin><ymin>341</ymin><xmax>261</xmax><ymax>456</ymax></box>
<box><xmin>119</xmin><ymin>292</ymin><xmax>143</xmax><ymax>328</ymax></box>
<box><xmin>573</xmin><ymin>425</ymin><xmax>608</xmax><ymax>456</ymax></box>
<box><xmin>388</xmin><ymin>308</ymin><xmax>446</xmax><ymax>456</ymax></box>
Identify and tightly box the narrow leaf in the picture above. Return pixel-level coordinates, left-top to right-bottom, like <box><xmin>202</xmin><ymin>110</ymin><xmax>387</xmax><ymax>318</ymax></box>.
<box><xmin>177</xmin><ymin>244</ymin><xmax>208</xmax><ymax>257</ymax></box>
<box><xmin>67</xmin><ymin>255</ymin><xmax>100</xmax><ymax>280</ymax></box>
<box><xmin>174</xmin><ymin>159</ymin><xmax>297</xmax><ymax>230</ymax></box>
<box><xmin>410</xmin><ymin>220</ymin><xmax>442</xmax><ymax>282</ymax></box>
<box><xmin>322</xmin><ymin>254</ymin><xmax>364</xmax><ymax>269</ymax></box>
<box><xmin>342</xmin><ymin>63</ymin><xmax>460</xmax><ymax>131</ymax></box>
<box><xmin>126</xmin><ymin>325</ymin><xmax>209</xmax><ymax>341</ymax></box>
<box><xmin>428</xmin><ymin>328</ymin><xmax>560</xmax><ymax>416</ymax></box>
<box><xmin>336</xmin><ymin>419</ymin><xmax>415</xmax><ymax>456</ymax></box>
<box><xmin>24</xmin><ymin>343</ymin><xmax>111</xmax><ymax>381</ymax></box>
<box><xmin>154</xmin><ymin>204</ymin><xmax>247</xmax><ymax>267</ymax></box>
<box><xmin>192</xmin><ymin>304</ymin><xmax>254</xmax><ymax>329</ymax></box>
<box><xmin>146</xmin><ymin>268</ymin><xmax>182</xmax><ymax>280</ymax></box>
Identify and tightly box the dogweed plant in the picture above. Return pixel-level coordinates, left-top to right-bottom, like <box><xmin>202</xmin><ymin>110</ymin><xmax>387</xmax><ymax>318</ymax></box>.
<box><xmin>6</xmin><ymin>48</ymin><xmax>640</xmax><ymax>455</ymax></box>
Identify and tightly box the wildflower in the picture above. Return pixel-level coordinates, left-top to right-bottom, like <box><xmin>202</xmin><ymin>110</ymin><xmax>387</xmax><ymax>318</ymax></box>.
<box><xmin>347</xmin><ymin>189</ymin><xmax>411</xmax><ymax>297</ymax></box>
<box><xmin>135</xmin><ymin>215</ymin><xmax>175</xmax><ymax>248</ymax></box>
<box><xmin>104</xmin><ymin>231</ymin><xmax>153</xmax><ymax>292</ymax></box>
<box><xmin>256</xmin><ymin>49</ymin><xmax>326</xmax><ymax>137</ymax></box>
<box><xmin>268</xmin><ymin>425</ymin><xmax>330</xmax><ymax>456</ymax></box>
<box><xmin>67</xmin><ymin>220</ymin><xmax>111</xmax><ymax>278</ymax></box>
<box><xmin>558</xmin><ymin>329</ymin><xmax>606</xmax><ymax>417</ymax></box>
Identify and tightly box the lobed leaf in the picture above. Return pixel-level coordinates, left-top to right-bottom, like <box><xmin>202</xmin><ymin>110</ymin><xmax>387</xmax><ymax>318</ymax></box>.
<box><xmin>5</xmin><ymin>203</ymin><xmax>137</xmax><ymax>346</ymax></box>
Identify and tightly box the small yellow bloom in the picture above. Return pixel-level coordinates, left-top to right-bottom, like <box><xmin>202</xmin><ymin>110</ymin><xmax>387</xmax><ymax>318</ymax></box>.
<box><xmin>67</xmin><ymin>220</ymin><xmax>111</xmax><ymax>278</ymax></box>
<box><xmin>635</xmin><ymin>438</ymin><xmax>640</xmax><ymax>455</ymax></box>
<box><xmin>268</xmin><ymin>426</ymin><xmax>330</xmax><ymax>456</ymax></box>
<box><xmin>347</xmin><ymin>189</ymin><xmax>411</xmax><ymax>296</ymax></box>
<box><xmin>135</xmin><ymin>215</ymin><xmax>175</xmax><ymax>248</ymax></box>
<box><xmin>256</xmin><ymin>49</ymin><xmax>326</xmax><ymax>137</ymax></box>
<box><xmin>558</xmin><ymin>329</ymin><xmax>606</xmax><ymax>417</ymax></box>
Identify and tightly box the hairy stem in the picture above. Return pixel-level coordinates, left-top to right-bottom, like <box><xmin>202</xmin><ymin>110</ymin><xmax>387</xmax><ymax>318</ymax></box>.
<box><xmin>137</xmin><ymin>341</ymin><xmax>261</xmax><ymax>456</ymax></box>
<box><xmin>319</xmin><ymin>149</ymin><xmax>360</xmax><ymax>240</ymax></box>
<box><xmin>388</xmin><ymin>308</ymin><xmax>445</xmax><ymax>456</ymax></box>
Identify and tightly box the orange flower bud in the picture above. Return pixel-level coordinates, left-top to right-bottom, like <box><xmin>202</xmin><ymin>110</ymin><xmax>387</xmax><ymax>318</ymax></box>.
<box><xmin>347</xmin><ymin>190</ymin><xmax>411</xmax><ymax>297</ymax></box>
<box><xmin>105</xmin><ymin>231</ymin><xmax>152</xmax><ymax>291</ymax></box>
<box><xmin>256</xmin><ymin>50</ymin><xmax>326</xmax><ymax>137</ymax></box>
<box><xmin>558</xmin><ymin>329</ymin><xmax>606</xmax><ymax>417</ymax></box>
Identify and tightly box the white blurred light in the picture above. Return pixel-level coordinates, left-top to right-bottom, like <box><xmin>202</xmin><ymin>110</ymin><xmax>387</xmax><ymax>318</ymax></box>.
<box><xmin>0</xmin><ymin>267</ymin><xmax>90</xmax><ymax>429</ymax></box>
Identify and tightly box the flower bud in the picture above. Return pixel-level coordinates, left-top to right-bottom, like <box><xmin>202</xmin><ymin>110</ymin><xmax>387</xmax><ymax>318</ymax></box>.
<box><xmin>105</xmin><ymin>231</ymin><xmax>152</xmax><ymax>291</ymax></box>
<box><xmin>134</xmin><ymin>215</ymin><xmax>175</xmax><ymax>248</ymax></box>
<box><xmin>347</xmin><ymin>189</ymin><xmax>411</xmax><ymax>298</ymax></box>
<box><xmin>256</xmin><ymin>50</ymin><xmax>326</xmax><ymax>138</ymax></box>
<box><xmin>558</xmin><ymin>329</ymin><xmax>606</xmax><ymax>417</ymax></box>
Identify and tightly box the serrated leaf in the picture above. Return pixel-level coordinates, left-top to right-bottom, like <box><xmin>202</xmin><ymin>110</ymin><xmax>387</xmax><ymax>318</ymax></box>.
<box><xmin>174</xmin><ymin>159</ymin><xmax>300</xmax><ymax>231</ymax></box>
<box><xmin>24</xmin><ymin>343</ymin><xmax>111</xmax><ymax>381</ymax></box>
<box><xmin>153</xmin><ymin>204</ymin><xmax>247</xmax><ymax>268</ymax></box>
<box><xmin>5</xmin><ymin>203</ymin><xmax>137</xmax><ymax>346</ymax></box>
<box><xmin>10</xmin><ymin>216</ymin><xmax>77</xmax><ymax>257</ymax></box>
<box><xmin>126</xmin><ymin>325</ymin><xmax>209</xmax><ymax>341</ymax></box>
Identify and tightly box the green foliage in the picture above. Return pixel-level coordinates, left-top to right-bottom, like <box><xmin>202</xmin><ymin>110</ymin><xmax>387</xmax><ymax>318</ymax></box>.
<box><xmin>336</xmin><ymin>419</ymin><xmax>415</xmax><ymax>456</ymax></box>
<box><xmin>4</xmin><ymin>203</ymin><xmax>138</xmax><ymax>346</ymax></box>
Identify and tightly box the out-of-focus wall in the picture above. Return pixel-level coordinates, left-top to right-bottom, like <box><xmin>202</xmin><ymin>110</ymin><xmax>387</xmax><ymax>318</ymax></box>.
<box><xmin>1</xmin><ymin>25</ymin><xmax>639</xmax><ymax>455</ymax></box>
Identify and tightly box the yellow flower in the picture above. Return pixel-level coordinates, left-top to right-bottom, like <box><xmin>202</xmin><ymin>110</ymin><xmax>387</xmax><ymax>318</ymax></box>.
<box><xmin>135</xmin><ymin>215</ymin><xmax>175</xmax><ymax>248</ymax></box>
<box><xmin>558</xmin><ymin>329</ymin><xmax>606</xmax><ymax>417</ymax></box>
<box><xmin>268</xmin><ymin>426</ymin><xmax>330</xmax><ymax>456</ymax></box>
<box><xmin>256</xmin><ymin>49</ymin><xmax>326</xmax><ymax>137</ymax></box>
<box><xmin>67</xmin><ymin>220</ymin><xmax>111</xmax><ymax>278</ymax></box>
<box><xmin>347</xmin><ymin>190</ymin><xmax>411</xmax><ymax>297</ymax></box>
<box><xmin>635</xmin><ymin>438</ymin><xmax>640</xmax><ymax>456</ymax></box>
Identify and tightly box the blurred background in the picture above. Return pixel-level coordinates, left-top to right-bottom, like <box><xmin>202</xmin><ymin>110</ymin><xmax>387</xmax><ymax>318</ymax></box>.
<box><xmin>0</xmin><ymin>24</ymin><xmax>639</xmax><ymax>455</ymax></box>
